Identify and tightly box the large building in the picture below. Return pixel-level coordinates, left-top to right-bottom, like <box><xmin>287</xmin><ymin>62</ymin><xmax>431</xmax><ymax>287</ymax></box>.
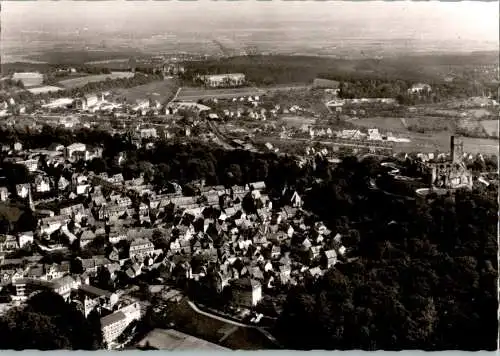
<box><xmin>424</xmin><ymin>136</ymin><xmax>473</xmax><ymax>189</ymax></box>
<box><xmin>128</xmin><ymin>238</ymin><xmax>155</xmax><ymax>259</ymax></box>
<box><xmin>12</xmin><ymin>276</ymin><xmax>80</xmax><ymax>302</ymax></box>
<box><xmin>201</xmin><ymin>73</ymin><xmax>246</xmax><ymax>88</ymax></box>
<box><xmin>101</xmin><ymin>302</ymin><xmax>145</xmax><ymax>347</ymax></box>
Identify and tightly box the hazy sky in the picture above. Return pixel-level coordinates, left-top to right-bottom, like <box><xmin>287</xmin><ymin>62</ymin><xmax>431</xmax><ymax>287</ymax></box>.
<box><xmin>1</xmin><ymin>1</ymin><xmax>498</xmax><ymax>55</ymax></box>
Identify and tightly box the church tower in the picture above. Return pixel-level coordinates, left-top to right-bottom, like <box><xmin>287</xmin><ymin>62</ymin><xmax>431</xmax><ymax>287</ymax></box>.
<box><xmin>450</xmin><ymin>135</ymin><xmax>463</xmax><ymax>164</ymax></box>
<box><xmin>28</xmin><ymin>186</ymin><xmax>35</xmax><ymax>212</ymax></box>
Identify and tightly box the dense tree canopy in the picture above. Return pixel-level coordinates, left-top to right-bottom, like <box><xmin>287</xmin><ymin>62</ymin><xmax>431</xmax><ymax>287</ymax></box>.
<box><xmin>0</xmin><ymin>291</ymin><xmax>103</xmax><ymax>350</ymax></box>
<box><xmin>275</xmin><ymin>158</ymin><xmax>498</xmax><ymax>351</ymax></box>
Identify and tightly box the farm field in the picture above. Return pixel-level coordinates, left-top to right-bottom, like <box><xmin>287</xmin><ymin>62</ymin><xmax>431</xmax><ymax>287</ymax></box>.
<box><xmin>280</xmin><ymin>115</ymin><xmax>315</xmax><ymax>128</ymax></box>
<box><xmin>27</xmin><ymin>85</ymin><xmax>64</xmax><ymax>94</ymax></box>
<box><xmin>348</xmin><ymin>117</ymin><xmax>407</xmax><ymax>132</ymax></box>
<box><xmin>480</xmin><ymin>119</ymin><xmax>499</xmax><ymax>137</ymax></box>
<box><xmin>176</xmin><ymin>86</ymin><xmax>266</xmax><ymax>101</ymax></box>
<box><xmin>58</xmin><ymin>71</ymin><xmax>134</xmax><ymax>88</ymax></box>
<box><xmin>12</xmin><ymin>72</ymin><xmax>44</xmax><ymax>88</ymax></box>
<box><xmin>114</xmin><ymin>79</ymin><xmax>178</xmax><ymax>103</ymax></box>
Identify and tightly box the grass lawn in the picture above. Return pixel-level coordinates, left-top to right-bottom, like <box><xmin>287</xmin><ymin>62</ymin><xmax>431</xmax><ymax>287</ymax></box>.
<box><xmin>176</xmin><ymin>87</ymin><xmax>265</xmax><ymax>100</ymax></box>
<box><xmin>480</xmin><ymin>119</ymin><xmax>499</xmax><ymax>137</ymax></box>
<box><xmin>114</xmin><ymin>79</ymin><xmax>178</xmax><ymax>103</ymax></box>
<box><xmin>58</xmin><ymin>72</ymin><xmax>134</xmax><ymax>89</ymax></box>
<box><xmin>349</xmin><ymin>116</ymin><xmax>407</xmax><ymax>132</ymax></box>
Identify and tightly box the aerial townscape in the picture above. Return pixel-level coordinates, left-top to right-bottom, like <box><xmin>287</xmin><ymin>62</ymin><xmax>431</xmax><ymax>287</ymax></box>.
<box><xmin>0</xmin><ymin>1</ymin><xmax>497</xmax><ymax>352</ymax></box>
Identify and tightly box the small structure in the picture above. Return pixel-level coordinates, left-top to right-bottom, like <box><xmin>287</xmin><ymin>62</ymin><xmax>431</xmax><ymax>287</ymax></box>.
<box><xmin>201</xmin><ymin>73</ymin><xmax>246</xmax><ymax>88</ymax></box>
<box><xmin>231</xmin><ymin>277</ymin><xmax>262</xmax><ymax>307</ymax></box>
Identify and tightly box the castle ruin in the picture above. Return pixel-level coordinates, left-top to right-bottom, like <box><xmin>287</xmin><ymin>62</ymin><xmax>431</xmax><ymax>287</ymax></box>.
<box><xmin>425</xmin><ymin>136</ymin><xmax>472</xmax><ymax>189</ymax></box>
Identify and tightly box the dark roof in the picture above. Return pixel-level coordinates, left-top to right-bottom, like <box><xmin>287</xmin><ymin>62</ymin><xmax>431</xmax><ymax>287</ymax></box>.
<box><xmin>101</xmin><ymin>311</ymin><xmax>126</xmax><ymax>328</ymax></box>
<box><xmin>232</xmin><ymin>277</ymin><xmax>261</xmax><ymax>290</ymax></box>
<box><xmin>79</xmin><ymin>284</ymin><xmax>112</xmax><ymax>298</ymax></box>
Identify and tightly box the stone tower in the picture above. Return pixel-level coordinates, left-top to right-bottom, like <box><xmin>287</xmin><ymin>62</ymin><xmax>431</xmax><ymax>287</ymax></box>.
<box><xmin>450</xmin><ymin>135</ymin><xmax>463</xmax><ymax>164</ymax></box>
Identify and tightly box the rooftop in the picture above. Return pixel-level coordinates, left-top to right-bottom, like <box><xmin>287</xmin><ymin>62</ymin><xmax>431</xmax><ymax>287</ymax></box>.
<box><xmin>100</xmin><ymin>311</ymin><xmax>127</xmax><ymax>328</ymax></box>
<box><xmin>79</xmin><ymin>284</ymin><xmax>112</xmax><ymax>298</ymax></box>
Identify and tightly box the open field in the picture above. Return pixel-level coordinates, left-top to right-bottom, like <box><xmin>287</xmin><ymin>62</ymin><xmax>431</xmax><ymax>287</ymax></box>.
<box><xmin>27</xmin><ymin>85</ymin><xmax>64</xmax><ymax>94</ymax></box>
<box><xmin>280</xmin><ymin>116</ymin><xmax>315</xmax><ymax>128</ymax></box>
<box><xmin>114</xmin><ymin>79</ymin><xmax>178</xmax><ymax>103</ymax></box>
<box><xmin>480</xmin><ymin>120</ymin><xmax>499</xmax><ymax>137</ymax></box>
<box><xmin>348</xmin><ymin>117</ymin><xmax>407</xmax><ymax>132</ymax></box>
<box><xmin>176</xmin><ymin>87</ymin><xmax>265</xmax><ymax>101</ymax></box>
<box><xmin>58</xmin><ymin>71</ymin><xmax>134</xmax><ymax>89</ymax></box>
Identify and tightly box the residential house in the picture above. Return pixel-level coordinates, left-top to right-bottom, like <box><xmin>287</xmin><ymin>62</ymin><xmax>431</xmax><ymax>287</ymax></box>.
<box><xmin>126</xmin><ymin>263</ymin><xmax>143</xmax><ymax>279</ymax></box>
<box><xmin>17</xmin><ymin>159</ymin><xmax>39</xmax><ymax>172</ymax></box>
<box><xmin>80</xmin><ymin>230</ymin><xmax>96</xmax><ymax>247</ymax></box>
<box><xmin>65</xmin><ymin>143</ymin><xmax>86</xmax><ymax>160</ymax></box>
<box><xmin>39</xmin><ymin>215</ymin><xmax>70</xmax><ymax>236</ymax></box>
<box><xmin>13</xmin><ymin>142</ymin><xmax>22</xmax><ymax>151</ymax></box>
<box><xmin>277</xmin><ymin>264</ymin><xmax>291</xmax><ymax>285</ymax></box>
<box><xmin>18</xmin><ymin>231</ymin><xmax>34</xmax><ymax>248</ymax></box>
<box><xmin>45</xmin><ymin>262</ymin><xmax>70</xmax><ymax>280</ymax></box>
<box><xmin>408</xmin><ymin>83</ymin><xmax>432</xmax><ymax>94</ymax></box>
<box><xmin>246</xmin><ymin>181</ymin><xmax>266</xmax><ymax>192</ymax></box>
<box><xmin>108</xmin><ymin>230</ymin><xmax>127</xmax><ymax>244</ymax></box>
<box><xmin>308</xmin><ymin>246</ymin><xmax>322</xmax><ymax>264</ymax></box>
<box><xmin>0</xmin><ymin>187</ymin><xmax>8</xmax><ymax>202</ymax></box>
<box><xmin>58</xmin><ymin>176</ymin><xmax>70</xmax><ymax>191</ymax></box>
<box><xmin>34</xmin><ymin>175</ymin><xmax>52</xmax><ymax>193</ymax></box>
<box><xmin>0</xmin><ymin>235</ymin><xmax>19</xmax><ymax>252</ymax></box>
<box><xmin>76</xmin><ymin>284</ymin><xmax>119</xmax><ymax>317</ymax></box>
<box><xmin>16</xmin><ymin>184</ymin><xmax>30</xmax><ymax>198</ymax></box>
<box><xmin>129</xmin><ymin>238</ymin><xmax>155</xmax><ymax>259</ymax></box>
<box><xmin>60</xmin><ymin>204</ymin><xmax>86</xmax><ymax>219</ymax></box>
<box><xmin>308</xmin><ymin>267</ymin><xmax>323</xmax><ymax>279</ymax></box>
<box><xmin>290</xmin><ymin>191</ymin><xmax>302</xmax><ymax>208</ymax></box>
<box><xmin>322</xmin><ymin>249</ymin><xmax>338</xmax><ymax>269</ymax></box>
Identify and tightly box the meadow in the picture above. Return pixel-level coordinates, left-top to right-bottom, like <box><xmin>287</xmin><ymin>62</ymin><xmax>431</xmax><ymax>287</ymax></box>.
<box><xmin>58</xmin><ymin>72</ymin><xmax>134</xmax><ymax>89</ymax></box>
<box><xmin>176</xmin><ymin>87</ymin><xmax>265</xmax><ymax>101</ymax></box>
<box><xmin>480</xmin><ymin>119</ymin><xmax>499</xmax><ymax>137</ymax></box>
<box><xmin>114</xmin><ymin>79</ymin><xmax>178</xmax><ymax>103</ymax></box>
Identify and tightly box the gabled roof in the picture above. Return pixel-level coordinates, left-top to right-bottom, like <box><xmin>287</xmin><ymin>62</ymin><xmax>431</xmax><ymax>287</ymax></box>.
<box><xmin>101</xmin><ymin>311</ymin><xmax>126</xmax><ymax>328</ymax></box>
<box><xmin>324</xmin><ymin>249</ymin><xmax>337</xmax><ymax>259</ymax></box>
<box><xmin>232</xmin><ymin>277</ymin><xmax>261</xmax><ymax>290</ymax></box>
<box><xmin>79</xmin><ymin>284</ymin><xmax>112</xmax><ymax>298</ymax></box>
